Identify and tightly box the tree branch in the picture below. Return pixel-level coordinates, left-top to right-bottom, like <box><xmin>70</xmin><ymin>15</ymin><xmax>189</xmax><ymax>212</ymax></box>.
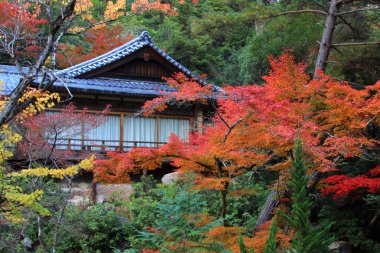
<box><xmin>0</xmin><ymin>0</ymin><xmax>76</xmax><ymax>127</ymax></box>
<box><xmin>209</xmin><ymin>98</ymin><xmax>231</xmax><ymax>129</ymax></box>
<box><xmin>65</xmin><ymin>17</ymin><xmax>125</xmax><ymax>36</ymax></box>
<box><xmin>336</xmin><ymin>6</ymin><xmax>379</xmax><ymax>16</ymax></box>
<box><xmin>222</xmin><ymin>112</ymin><xmax>252</xmax><ymax>143</ymax></box>
<box><xmin>331</xmin><ymin>41</ymin><xmax>380</xmax><ymax>46</ymax></box>
<box><xmin>269</xmin><ymin>9</ymin><xmax>327</xmax><ymax>18</ymax></box>
<box><xmin>336</xmin><ymin>15</ymin><xmax>361</xmax><ymax>39</ymax></box>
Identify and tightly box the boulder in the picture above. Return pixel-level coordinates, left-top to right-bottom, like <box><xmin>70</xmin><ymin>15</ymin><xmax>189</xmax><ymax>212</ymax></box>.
<box><xmin>67</xmin><ymin>195</ymin><xmax>90</xmax><ymax>205</ymax></box>
<box><xmin>328</xmin><ymin>241</ymin><xmax>352</xmax><ymax>253</ymax></box>
<box><xmin>96</xmin><ymin>183</ymin><xmax>133</xmax><ymax>203</ymax></box>
<box><xmin>161</xmin><ymin>172</ymin><xmax>180</xmax><ymax>184</ymax></box>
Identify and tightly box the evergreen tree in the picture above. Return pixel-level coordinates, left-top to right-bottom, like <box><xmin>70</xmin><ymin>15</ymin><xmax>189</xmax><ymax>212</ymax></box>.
<box><xmin>280</xmin><ymin>138</ymin><xmax>333</xmax><ymax>253</ymax></box>
<box><xmin>263</xmin><ymin>217</ymin><xmax>278</xmax><ymax>253</ymax></box>
<box><xmin>140</xmin><ymin>176</ymin><xmax>222</xmax><ymax>252</ymax></box>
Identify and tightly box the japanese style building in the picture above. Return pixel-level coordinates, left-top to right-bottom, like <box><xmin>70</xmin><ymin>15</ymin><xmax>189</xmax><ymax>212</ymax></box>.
<box><xmin>0</xmin><ymin>31</ymin><xmax>207</xmax><ymax>154</ymax></box>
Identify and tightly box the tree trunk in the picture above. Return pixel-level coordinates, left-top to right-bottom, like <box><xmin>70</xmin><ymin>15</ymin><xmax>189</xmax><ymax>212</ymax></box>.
<box><xmin>220</xmin><ymin>181</ymin><xmax>230</xmax><ymax>226</ymax></box>
<box><xmin>221</xmin><ymin>189</ymin><xmax>227</xmax><ymax>226</ymax></box>
<box><xmin>0</xmin><ymin>0</ymin><xmax>76</xmax><ymax>127</ymax></box>
<box><xmin>142</xmin><ymin>168</ymin><xmax>148</xmax><ymax>193</ymax></box>
<box><xmin>255</xmin><ymin>190</ymin><xmax>280</xmax><ymax>227</ymax></box>
<box><xmin>91</xmin><ymin>181</ymin><xmax>97</xmax><ymax>204</ymax></box>
<box><xmin>314</xmin><ymin>0</ymin><xmax>340</xmax><ymax>77</ymax></box>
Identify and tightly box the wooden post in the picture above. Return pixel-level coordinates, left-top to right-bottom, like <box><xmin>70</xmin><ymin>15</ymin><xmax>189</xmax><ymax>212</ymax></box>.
<box><xmin>120</xmin><ymin>113</ymin><xmax>124</xmax><ymax>152</ymax></box>
<box><xmin>195</xmin><ymin>104</ymin><xmax>204</xmax><ymax>134</ymax></box>
<box><xmin>156</xmin><ymin>115</ymin><xmax>159</xmax><ymax>148</ymax></box>
<box><xmin>81</xmin><ymin>122</ymin><xmax>85</xmax><ymax>151</ymax></box>
<box><xmin>91</xmin><ymin>181</ymin><xmax>97</xmax><ymax>204</ymax></box>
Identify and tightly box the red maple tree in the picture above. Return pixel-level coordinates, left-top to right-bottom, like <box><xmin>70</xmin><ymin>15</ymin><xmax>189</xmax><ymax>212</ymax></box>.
<box><xmin>93</xmin><ymin>53</ymin><xmax>380</xmax><ymax>223</ymax></box>
<box><xmin>57</xmin><ymin>24</ymin><xmax>134</xmax><ymax>68</ymax></box>
<box><xmin>321</xmin><ymin>164</ymin><xmax>380</xmax><ymax>200</ymax></box>
<box><xmin>0</xmin><ymin>0</ymin><xmax>47</xmax><ymax>59</ymax></box>
<box><xmin>16</xmin><ymin>103</ymin><xmax>109</xmax><ymax>166</ymax></box>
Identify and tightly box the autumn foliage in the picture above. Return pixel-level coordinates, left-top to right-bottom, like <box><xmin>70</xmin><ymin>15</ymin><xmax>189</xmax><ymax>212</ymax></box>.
<box><xmin>57</xmin><ymin>25</ymin><xmax>134</xmax><ymax>69</ymax></box>
<box><xmin>94</xmin><ymin>53</ymin><xmax>380</xmax><ymax>187</ymax></box>
<box><xmin>93</xmin><ymin>53</ymin><xmax>379</xmax><ymax>251</ymax></box>
<box><xmin>56</xmin><ymin>0</ymin><xmax>199</xmax><ymax>68</ymax></box>
<box><xmin>321</xmin><ymin>164</ymin><xmax>380</xmax><ymax>200</ymax></box>
<box><xmin>0</xmin><ymin>0</ymin><xmax>47</xmax><ymax>58</ymax></box>
<box><xmin>131</xmin><ymin>0</ymin><xmax>199</xmax><ymax>16</ymax></box>
<box><xmin>17</xmin><ymin>103</ymin><xmax>108</xmax><ymax>163</ymax></box>
<box><xmin>0</xmin><ymin>1</ymin><xmax>47</xmax><ymax>33</ymax></box>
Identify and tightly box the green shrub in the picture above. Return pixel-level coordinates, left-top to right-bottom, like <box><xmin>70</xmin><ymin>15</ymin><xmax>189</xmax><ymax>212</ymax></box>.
<box><xmin>56</xmin><ymin>204</ymin><xmax>133</xmax><ymax>253</ymax></box>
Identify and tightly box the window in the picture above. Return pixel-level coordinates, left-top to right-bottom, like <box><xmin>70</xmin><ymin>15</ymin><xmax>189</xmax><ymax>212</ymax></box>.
<box><xmin>158</xmin><ymin>117</ymin><xmax>190</xmax><ymax>142</ymax></box>
<box><xmin>85</xmin><ymin>115</ymin><xmax>121</xmax><ymax>151</ymax></box>
<box><xmin>45</xmin><ymin>111</ymin><xmax>190</xmax><ymax>151</ymax></box>
<box><xmin>45</xmin><ymin>111</ymin><xmax>82</xmax><ymax>150</ymax></box>
<box><xmin>124</xmin><ymin>115</ymin><xmax>156</xmax><ymax>149</ymax></box>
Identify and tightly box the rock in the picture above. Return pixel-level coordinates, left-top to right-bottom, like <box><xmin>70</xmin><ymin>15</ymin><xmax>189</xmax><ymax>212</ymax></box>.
<box><xmin>96</xmin><ymin>183</ymin><xmax>133</xmax><ymax>203</ymax></box>
<box><xmin>67</xmin><ymin>195</ymin><xmax>90</xmax><ymax>205</ymax></box>
<box><xmin>21</xmin><ymin>237</ymin><xmax>32</xmax><ymax>248</ymax></box>
<box><xmin>96</xmin><ymin>194</ymin><xmax>106</xmax><ymax>204</ymax></box>
<box><xmin>60</xmin><ymin>187</ymin><xmax>70</xmax><ymax>193</ymax></box>
<box><xmin>161</xmin><ymin>172</ymin><xmax>180</xmax><ymax>184</ymax></box>
<box><xmin>75</xmin><ymin>182</ymin><xmax>92</xmax><ymax>189</ymax></box>
<box><xmin>328</xmin><ymin>241</ymin><xmax>352</xmax><ymax>253</ymax></box>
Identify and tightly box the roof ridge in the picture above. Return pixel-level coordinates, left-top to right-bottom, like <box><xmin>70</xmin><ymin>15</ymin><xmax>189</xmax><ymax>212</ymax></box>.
<box><xmin>56</xmin><ymin>31</ymin><xmax>150</xmax><ymax>77</ymax></box>
<box><xmin>68</xmin><ymin>76</ymin><xmax>167</xmax><ymax>84</ymax></box>
<box><xmin>56</xmin><ymin>31</ymin><xmax>206</xmax><ymax>84</ymax></box>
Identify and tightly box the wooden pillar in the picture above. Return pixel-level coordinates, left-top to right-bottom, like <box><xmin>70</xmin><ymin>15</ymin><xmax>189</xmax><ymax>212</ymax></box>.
<box><xmin>91</xmin><ymin>181</ymin><xmax>97</xmax><ymax>204</ymax></box>
<box><xmin>194</xmin><ymin>104</ymin><xmax>204</xmax><ymax>134</ymax></box>
<box><xmin>156</xmin><ymin>115</ymin><xmax>159</xmax><ymax>147</ymax></box>
<box><xmin>120</xmin><ymin>113</ymin><xmax>124</xmax><ymax>152</ymax></box>
<box><xmin>81</xmin><ymin>122</ymin><xmax>85</xmax><ymax>150</ymax></box>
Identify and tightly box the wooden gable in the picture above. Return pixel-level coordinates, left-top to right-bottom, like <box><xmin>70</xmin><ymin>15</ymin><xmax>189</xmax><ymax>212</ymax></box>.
<box><xmin>78</xmin><ymin>46</ymin><xmax>180</xmax><ymax>81</ymax></box>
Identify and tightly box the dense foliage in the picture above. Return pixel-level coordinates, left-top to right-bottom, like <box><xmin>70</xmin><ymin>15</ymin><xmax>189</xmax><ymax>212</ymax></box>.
<box><xmin>93</xmin><ymin>54</ymin><xmax>379</xmax><ymax>251</ymax></box>
<box><xmin>50</xmin><ymin>0</ymin><xmax>380</xmax><ymax>85</ymax></box>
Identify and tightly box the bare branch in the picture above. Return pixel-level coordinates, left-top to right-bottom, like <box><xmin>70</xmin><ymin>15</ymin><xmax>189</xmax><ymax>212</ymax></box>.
<box><xmin>0</xmin><ymin>0</ymin><xmax>77</xmax><ymax>127</ymax></box>
<box><xmin>331</xmin><ymin>41</ymin><xmax>380</xmax><ymax>46</ymax></box>
<box><xmin>336</xmin><ymin>6</ymin><xmax>380</xmax><ymax>16</ymax></box>
<box><xmin>65</xmin><ymin>17</ymin><xmax>125</xmax><ymax>36</ymax></box>
<box><xmin>337</xmin><ymin>0</ymin><xmax>356</xmax><ymax>4</ymax></box>
<box><xmin>311</xmin><ymin>0</ymin><xmax>329</xmax><ymax>12</ymax></box>
<box><xmin>49</xmin><ymin>71</ymin><xmax>74</xmax><ymax>102</ymax></box>
<box><xmin>209</xmin><ymin>98</ymin><xmax>231</xmax><ymax>129</ymax></box>
<box><xmin>364</xmin><ymin>16</ymin><xmax>380</xmax><ymax>28</ymax></box>
<box><xmin>222</xmin><ymin>112</ymin><xmax>252</xmax><ymax>143</ymax></box>
<box><xmin>336</xmin><ymin>15</ymin><xmax>361</xmax><ymax>39</ymax></box>
<box><xmin>269</xmin><ymin>9</ymin><xmax>327</xmax><ymax>18</ymax></box>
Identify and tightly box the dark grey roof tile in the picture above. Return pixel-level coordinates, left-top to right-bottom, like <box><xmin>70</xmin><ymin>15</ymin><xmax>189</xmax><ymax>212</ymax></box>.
<box><xmin>0</xmin><ymin>31</ymin><xmax>213</xmax><ymax>96</ymax></box>
<box><xmin>56</xmin><ymin>31</ymin><xmax>200</xmax><ymax>81</ymax></box>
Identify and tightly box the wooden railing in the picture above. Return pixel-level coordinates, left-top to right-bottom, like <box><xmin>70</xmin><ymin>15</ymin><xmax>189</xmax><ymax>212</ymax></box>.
<box><xmin>50</xmin><ymin>138</ymin><xmax>167</xmax><ymax>152</ymax></box>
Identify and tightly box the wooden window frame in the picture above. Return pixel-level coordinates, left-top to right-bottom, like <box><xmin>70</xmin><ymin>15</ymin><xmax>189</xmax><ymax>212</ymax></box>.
<box><xmin>46</xmin><ymin>108</ymin><xmax>193</xmax><ymax>151</ymax></box>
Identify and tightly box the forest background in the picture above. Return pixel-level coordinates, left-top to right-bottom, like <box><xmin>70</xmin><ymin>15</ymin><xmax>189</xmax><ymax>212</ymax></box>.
<box><xmin>53</xmin><ymin>0</ymin><xmax>380</xmax><ymax>86</ymax></box>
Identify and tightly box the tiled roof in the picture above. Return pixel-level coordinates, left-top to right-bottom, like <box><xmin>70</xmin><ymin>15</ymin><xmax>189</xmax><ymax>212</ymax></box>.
<box><xmin>0</xmin><ymin>65</ymin><xmax>174</xmax><ymax>96</ymax></box>
<box><xmin>0</xmin><ymin>31</ymin><xmax>216</xmax><ymax>96</ymax></box>
<box><xmin>55</xmin><ymin>77</ymin><xmax>175</xmax><ymax>96</ymax></box>
<box><xmin>56</xmin><ymin>31</ymin><xmax>198</xmax><ymax>80</ymax></box>
<box><xmin>0</xmin><ymin>65</ymin><xmax>29</xmax><ymax>95</ymax></box>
